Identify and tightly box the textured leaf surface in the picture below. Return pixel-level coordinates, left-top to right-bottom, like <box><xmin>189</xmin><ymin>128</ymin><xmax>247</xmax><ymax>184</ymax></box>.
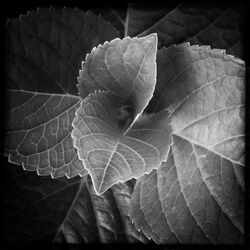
<box><xmin>148</xmin><ymin>43</ymin><xmax>245</xmax><ymax>166</ymax></box>
<box><xmin>4</xmin><ymin>7</ymin><xmax>119</xmax><ymax>178</ymax></box>
<box><xmin>72</xmin><ymin>91</ymin><xmax>172</xmax><ymax>194</ymax></box>
<box><xmin>77</xmin><ymin>33</ymin><xmax>158</xmax><ymax>118</ymax></box>
<box><xmin>125</xmin><ymin>3</ymin><xmax>245</xmax><ymax>59</ymax></box>
<box><xmin>129</xmin><ymin>44</ymin><xmax>245</xmax><ymax>244</ymax></box>
<box><xmin>3</xmin><ymin>158</ymin><xmax>147</xmax><ymax>243</ymax></box>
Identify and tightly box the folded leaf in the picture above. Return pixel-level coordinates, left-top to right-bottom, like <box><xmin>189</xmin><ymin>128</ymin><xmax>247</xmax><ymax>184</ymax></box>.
<box><xmin>129</xmin><ymin>44</ymin><xmax>245</xmax><ymax>243</ymax></box>
<box><xmin>77</xmin><ymin>33</ymin><xmax>158</xmax><ymax>118</ymax></box>
<box><xmin>125</xmin><ymin>3</ymin><xmax>245</xmax><ymax>59</ymax></box>
<box><xmin>4</xmin><ymin>7</ymin><xmax>119</xmax><ymax>178</ymax></box>
<box><xmin>54</xmin><ymin>176</ymin><xmax>149</xmax><ymax>243</ymax></box>
<box><xmin>130</xmin><ymin>167</ymin><xmax>181</xmax><ymax>244</ymax></box>
<box><xmin>3</xmin><ymin>159</ymin><xmax>148</xmax><ymax>243</ymax></box>
<box><xmin>72</xmin><ymin>91</ymin><xmax>172</xmax><ymax>194</ymax></box>
<box><xmin>129</xmin><ymin>175</ymin><xmax>166</xmax><ymax>244</ymax></box>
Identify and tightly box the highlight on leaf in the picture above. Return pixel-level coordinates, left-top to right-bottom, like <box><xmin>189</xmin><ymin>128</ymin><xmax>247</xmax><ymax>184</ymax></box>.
<box><xmin>129</xmin><ymin>43</ymin><xmax>245</xmax><ymax>244</ymax></box>
<box><xmin>72</xmin><ymin>90</ymin><xmax>172</xmax><ymax>195</ymax></box>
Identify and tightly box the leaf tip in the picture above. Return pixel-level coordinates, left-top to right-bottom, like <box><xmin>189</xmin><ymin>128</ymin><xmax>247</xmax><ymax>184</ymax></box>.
<box><xmin>141</xmin><ymin>33</ymin><xmax>158</xmax><ymax>49</ymax></box>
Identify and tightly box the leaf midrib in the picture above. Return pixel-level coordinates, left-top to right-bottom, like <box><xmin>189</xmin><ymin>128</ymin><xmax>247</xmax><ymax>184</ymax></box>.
<box><xmin>172</xmin><ymin>133</ymin><xmax>244</xmax><ymax>166</ymax></box>
<box><xmin>5</xmin><ymin>89</ymin><xmax>80</xmax><ymax>99</ymax></box>
<box><xmin>6</xmin><ymin>177</ymin><xmax>82</xmax><ymax>218</ymax></box>
<box><xmin>136</xmin><ymin>3</ymin><xmax>183</xmax><ymax>37</ymax></box>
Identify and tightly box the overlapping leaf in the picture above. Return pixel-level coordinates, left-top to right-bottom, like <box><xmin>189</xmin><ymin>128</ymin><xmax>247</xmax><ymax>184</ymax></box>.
<box><xmin>3</xmin><ymin>158</ymin><xmax>148</xmax><ymax>243</ymax></box>
<box><xmin>4</xmin><ymin>7</ymin><xmax>119</xmax><ymax>178</ymax></box>
<box><xmin>72</xmin><ymin>91</ymin><xmax>172</xmax><ymax>194</ymax></box>
<box><xmin>129</xmin><ymin>44</ymin><xmax>245</xmax><ymax>244</ymax></box>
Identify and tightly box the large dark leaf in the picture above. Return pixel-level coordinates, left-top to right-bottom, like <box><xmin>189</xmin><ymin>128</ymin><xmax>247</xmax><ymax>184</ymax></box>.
<box><xmin>129</xmin><ymin>43</ymin><xmax>245</xmax><ymax>244</ymax></box>
<box><xmin>4</xmin><ymin>7</ymin><xmax>119</xmax><ymax>178</ymax></box>
<box><xmin>124</xmin><ymin>3</ymin><xmax>245</xmax><ymax>59</ymax></box>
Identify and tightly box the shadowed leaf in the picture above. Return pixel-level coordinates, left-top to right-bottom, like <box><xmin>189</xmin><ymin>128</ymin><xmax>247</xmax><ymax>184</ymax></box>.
<box><xmin>3</xmin><ymin>159</ymin><xmax>148</xmax><ymax>243</ymax></box>
<box><xmin>4</xmin><ymin>7</ymin><xmax>119</xmax><ymax>178</ymax></box>
<box><xmin>126</xmin><ymin>3</ymin><xmax>245</xmax><ymax>59</ymax></box>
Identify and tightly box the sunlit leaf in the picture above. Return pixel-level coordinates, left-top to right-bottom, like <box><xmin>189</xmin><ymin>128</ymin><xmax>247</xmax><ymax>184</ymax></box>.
<box><xmin>129</xmin><ymin>43</ymin><xmax>245</xmax><ymax>244</ymax></box>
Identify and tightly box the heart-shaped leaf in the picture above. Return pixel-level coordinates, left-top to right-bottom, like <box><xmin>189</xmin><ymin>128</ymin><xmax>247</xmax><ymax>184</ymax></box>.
<box><xmin>72</xmin><ymin>91</ymin><xmax>172</xmax><ymax>194</ymax></box>
<box><xmin>4</xmin><ymin>7</ymin><xmax>119</xmax><ymax>178</ymax></box>
<box><xmin>129</xmin><ymin>43</ymin><xmax>245</xmax><ymax>244</ymax></box>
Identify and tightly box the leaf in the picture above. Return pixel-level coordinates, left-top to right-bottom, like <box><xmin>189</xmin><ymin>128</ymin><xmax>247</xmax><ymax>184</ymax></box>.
<box><xmin>77</xmin><ymin>33</ymin><xmax>158</xmax><ymax>118</ymax></box>
<box><xmin>150</xmin><ymin>43</ymin><xmax>245</xmax><ymax>165</ymax></box>
<box><xmin>129</xmin><ymin>173</ymin><xmax>167</xmax><ymax>244</ymax></box>
<box><xmin>3</xmin><ymin>158</ymin><xmax>148</xmax><ymax>243</ymax></box>
<box><xmin>124</xmin><ymin>2</ymin><xmax>180</xmax><ymax>37</ymax></box>
<box><xmin>130</xmin><ymin>148</ymin><xmax>244</xmax><ymax>243</ymax></box>
<box><xmin>129</xmin><ymin>44</ymin><xmax>245</xmax><ymax>243</ymax></box>
<box><xmin>72</xmin><ymin>91</ymin><xmax>172</xmax><ymax>194</ymax></box>
<box><xmin>54</xmin><ymin>176</ymin><xmax>148</xmax><ymax>243</ymax></box>
<box><xmin>4</xmin><ymin>7</ymin><xmax>119</xmax><ymax>178</ymax></box>
<box><xmin>125</xmin><ymin>3</ymin><xmax>245</xmax><ymax>59</ymax></box>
